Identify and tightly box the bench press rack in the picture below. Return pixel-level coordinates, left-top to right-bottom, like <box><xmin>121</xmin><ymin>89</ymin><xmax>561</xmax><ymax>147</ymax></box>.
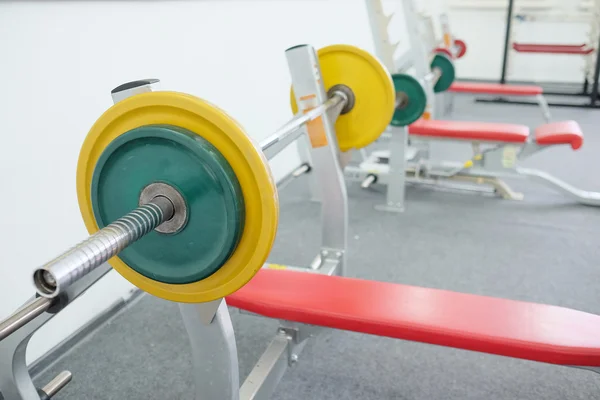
<box><xmin>0</xmin><ymin>43</ymin><xmax>355</xmax><ymax>400</ymax></box>
<box><xmin>421</xmin><ymin>10</ymin><xmax>553</xmax><ymax>121</ymax></box>
<box><xmin>4</xmin><ymin>41</ymin><xmax>600</xmax><ymax>400</ymax></box>
<box><xmin>173</xmin><ymin>44</ymin><xmax>354</xmax><ymax>399</ymax></box>
<box><xmin>350</xmin><ymin>0</ymin><xmax>600</xmax><ymax>212</ymax></box>
<box><xmin>351</xmin><ymin>120</ymin><xmax>600</xmax><ymax>211</ymax></box>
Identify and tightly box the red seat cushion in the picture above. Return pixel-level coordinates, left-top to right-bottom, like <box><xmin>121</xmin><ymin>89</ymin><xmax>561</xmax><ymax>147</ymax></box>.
<box><xmin>449</xmin><ymin>82</ymin><xmax>543</xmax><ymax>96</ymax></box>
<box><xmin>227</xmin><ymin>269</ymin><xmax>600</xmax><ymax>367</ymax></box>
<box><xmin>408</xmin><ymin>119</ymin><xmax>529</xmax><ymax>143</ymax></box>
<box><xmin>535</xmin><ymin>120</ymin><xmax>583</xmax><ymax>150</ymax></box>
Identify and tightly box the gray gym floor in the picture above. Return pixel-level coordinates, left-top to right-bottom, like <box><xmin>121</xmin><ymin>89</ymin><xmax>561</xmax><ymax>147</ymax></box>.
<box><xmin>34</xmin><ymin>95</ymin><xmax>600</xmax><ymax>399</ymax></box>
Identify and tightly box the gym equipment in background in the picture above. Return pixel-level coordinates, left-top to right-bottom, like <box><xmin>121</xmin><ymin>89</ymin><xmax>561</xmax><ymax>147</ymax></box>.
<box><xmin>433</xmin><ymin>13</ymin><xmax>467</xmax><ymax>60</ymax></box>
<box><xmin>346</xmin><ymin>69</ymin><xmax>600</xmax><ymax>212</ymax></box>
<box><xmin>2</xmin><ymin>43</ymin><xmax>600</xmax><ymax>400</ymax></box>
<box><xmin>419</xmin><ymin>8</ymin><xmax>552</xmax><ymax>121</ymax></box>
<box><xmin>363</xmin><ymin>0</ymin><xmax>458</xmax><ymax>126</ymax></box>
<box><xmin>494</xmin><ymin>0</ymin><xmax>600</xmax><ymax>109</ymax></box>
<box><xmin>354</xmin><ymin>0</ymin><xmax>600</xmax><ymax>212</ymax></box>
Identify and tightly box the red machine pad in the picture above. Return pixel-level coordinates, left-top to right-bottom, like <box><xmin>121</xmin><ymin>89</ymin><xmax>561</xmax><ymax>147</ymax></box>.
<box><xmin>434</xmin><ymin>47</ymin><xmax>453</xmax><ymax>59</ymax></box>
<box><xmin>512</xmin><ymin>43</ymin><xmax>594</xmax><ymax>55</ymax></box>
<box><xmin>449</xmin><ymin>82</ymin><xmax>543</xmax><ymax>96</ymax></box>
<box><xmin>535</xmin><ymin>120</ymin><xmax>584</xmax><ymax>150</ymax></box>
<box><xmin>227</xmin><ymin>269</ymin><xmax>600</xmax><ymax>366</ymax></box>
<box><xmin>408</xmin><ymin>119</ymin><xmax>529</xmax><ymax>143</ymax></box>
<box><xmin>454</xmin><ymin>39</ymin><xmax>467</xmax><ymax>58</ymax></box>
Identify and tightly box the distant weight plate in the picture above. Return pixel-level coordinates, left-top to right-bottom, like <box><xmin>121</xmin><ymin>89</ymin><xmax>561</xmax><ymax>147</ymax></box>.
<box><xmin>391</xmin><ymin>73</ymin><xmax>427</xmax><ymax>127</ymax></box>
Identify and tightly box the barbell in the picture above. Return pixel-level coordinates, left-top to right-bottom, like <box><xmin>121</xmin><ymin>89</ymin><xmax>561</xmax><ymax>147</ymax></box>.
<box><xmin>31</xmin><ymin>44</ymin><xmax>395</xmax><ymax>304</ymax></box>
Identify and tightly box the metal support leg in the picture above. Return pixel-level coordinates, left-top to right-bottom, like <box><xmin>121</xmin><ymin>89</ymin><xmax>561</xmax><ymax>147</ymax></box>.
<box><xmin>536</xmin><ymin>94</ymin><xmax>552</xmax><ymax>122</ymax></box>
<box><xmin>517</xmin><ymin>167</ymin><xmax>600</xmax><ymax>206</ymax></box>
<box><xmin>297</xmin><ymin>135</ymin><xmax>321</xmax><ymax>202</ymax></box>
<box><xmin>376</xmin><ymin>126</ymin><xmax>408</xmax><ymax>212</ymax></box>
<box><xmin>359</xmin><ymin>148</ymin><xmax>369</xmax><ymax>162</ymax></box>
<box><xmin>239</xmin><ymin>322</ymin><xmax>321</xmax><ymax>400</ymax></box>
<box><xmin>286</xmin><ymin>45</ymin><xmax>348</xmax><ymax>276</ymax></box>
<box><xmin>179</xmin><ymin>300</ymin><xmax>240</xmax><ymax>400</ymax></box>
<box><xmin>239</xmin><ymin>331</ymin><xmax>289</xmax><ymax>400</ymax></box>
<box><xmin>0</xmin><ymin>266</ymin><xmax>110</xmax><ymax>400</ymax></box>
<box><xmin>0</xmin><ymin>320</ymin><xmax>39</xmax><ymax>400</ymax></box>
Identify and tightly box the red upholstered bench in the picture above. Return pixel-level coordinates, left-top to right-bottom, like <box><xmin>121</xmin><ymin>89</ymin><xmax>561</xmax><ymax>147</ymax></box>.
<box><xmin>449</xmin><ymin>82</ymin><xmax>543</xmax><ymax>96</ymax></box>
<box><xmin>407</xmin><ymin>119</ymin><xmax>584</xmax><ymax>150</ymax></box>
<box><xmin>535</xmin><ymin>120</ymin><xmax>583</xmax><ymax>150</ymax></box>
<box><xmin>408</xmin><ymin>119</ymin><xmax>530</xmax><ymax>143</ymax></box>
<box><xmin>227</xmin><ymin>269</ymin><xmax>600</xmax><ymax>367</ymax></box>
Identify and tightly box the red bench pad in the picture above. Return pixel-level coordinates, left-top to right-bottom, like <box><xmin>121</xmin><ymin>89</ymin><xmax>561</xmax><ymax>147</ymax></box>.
<box><xmin>513</xmin><ymin>43</ymin><xmax>594</xmax><ymax>55</ymax></box>
<box><xmin>227</xmin><ymin>269</ymin><xmax>600</xmax><ymax>366</ymax></box>
<box><xmin>408</xmin><ymin>119</ymin><xmax>530</xmax><ymax>143</ymax></box>
<box><xmin>449</xmin><ymin>82</ymin><xmax>543</xmax><ymax>96</ymax></box>
<box><xmin>535</xmin><ymin>120</ymin><xmax>583</xmax><ymax>150</ymax></box>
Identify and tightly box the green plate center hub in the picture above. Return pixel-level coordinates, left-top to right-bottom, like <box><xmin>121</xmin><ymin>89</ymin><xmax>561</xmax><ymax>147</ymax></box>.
<box><xmin>91</xmin><ymin>125</ymin><xmax>245</xmax><ymax>284</ymax></box>
<box><xmin>391</xmin><ymin>73</ymin><xmax>427</xmax><ymax>127</ymax></box>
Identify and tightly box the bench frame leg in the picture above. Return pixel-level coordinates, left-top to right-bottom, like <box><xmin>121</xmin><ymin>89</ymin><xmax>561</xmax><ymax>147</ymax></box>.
<box><xmin>239</xmin><ymin>322</ymin><xmax>322</xmax><ymax>400</ymax></box>
<box><xmin>375</xmin><ymin>126</ymin><xmax>408</xmax><ymax>212</ymax></box>
<box><xmin>351</xmin><ymin>138</ymin><xmax>600</xmax><ymax>207</ymax></box>
<box><xmin>536</xmin><ymin>94</ymin><xmax>552</xmax><ymax>122</ymax></box>
<box><xmin>285</xmin><ymin>44</ymin><xmax>348</xmax><ymax>277</ymax></box>
<box><xmin>180</xmin><ymin>300</ymin><xmax>240</xmax><ymax>400</ymax></box>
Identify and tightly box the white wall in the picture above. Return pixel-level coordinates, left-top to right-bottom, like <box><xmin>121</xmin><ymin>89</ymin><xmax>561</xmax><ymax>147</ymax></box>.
<box><xmin>0</xmin><ymin>0</ymin><xmax>376</xmax><ymax>364</ymax></box>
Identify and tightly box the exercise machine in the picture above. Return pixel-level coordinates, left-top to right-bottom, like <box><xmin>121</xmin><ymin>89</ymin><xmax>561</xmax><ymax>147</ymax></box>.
<box><xmin>417</xmin><ymin>5</ymin><xmax>552</xmax><ymax>121</ymax></box>
<box><xmin>490</xmin><ymin>0</ymin><xmax>600</xmax><ymax>109</ymax></box>
<box><xmin>351</xmin><ymin>0</ymin><xmax>599</xmax><ymax>212</ymax></box>
<box><xmin>348</xmin><ymin>75</ymin><xmax>600</xmax><ymax>211</ymax></box>
<box><xmin>363</xmin><ymin>0</ymin><xmax>549</xmax><ymax>122</ymax></box>
<box><xmin>2</xmin><ymin>43</ymin><xmax>600</xmax><ymax>400</ymax></box>
<box><xmin>0</xmin><ymin>43</ymin><xmax>394</xmax><ymax>400</ymax></box>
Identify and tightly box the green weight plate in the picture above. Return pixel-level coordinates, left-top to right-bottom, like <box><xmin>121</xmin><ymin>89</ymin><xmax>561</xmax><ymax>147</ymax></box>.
<box><xmin>431</xmin><ymin>53</ymin><xmax>456</xmax><ymax>93</ymax></box>
<box><xmin>91</xmin><ymin>125</ymin><xmax>245</xmax><ymax>284</ymax></box>
<box><xmin>391</xmin><ymin>73</ymin><xmax>427</xmax><ymax>126</ymax></box>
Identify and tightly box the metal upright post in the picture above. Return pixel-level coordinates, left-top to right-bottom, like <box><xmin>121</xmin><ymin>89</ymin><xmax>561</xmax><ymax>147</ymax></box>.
<box><xmin>297</xmin><ymin>135</ymin><xmax>321</xmax><ymax>202</ymax></box>
<box><xmin>179</xmin><ymin>300</ymin><xmax>240</xmax><ymax>400</ymax></box>
<box><xmin>376</xmin><ymin>126</ymin><xmax>408</xmax><ymax>212</ymax></box>
<box><xmin>500</xmin><ymin>0</ymin><xmax>515</xmax><ymax>84</ymax></box>
<box><xmin>0</xmin><ymin>267</ymin><xmax>110</xmax><ymax>400</ymax></box>
<box><xmin>364</xmin><ymin>0</ymin><xmax>397</xmax><ymax>71</ymax></box>
<box><xmin>286</xmin><ymin>45</ymin><xmax>348</xmax><ymax>276</ymax></box>
<box><xmin>401</xmin><ymin>0</ymin><xmax>435</xmax><ymax>118</ymax></box>
<box><xmin>589</xmin><ymin>31</ymin><xmax>600</xmax><ymax>106</ymax></box>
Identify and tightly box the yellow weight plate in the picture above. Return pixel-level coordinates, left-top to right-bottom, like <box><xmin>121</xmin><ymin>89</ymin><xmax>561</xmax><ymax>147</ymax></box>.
<box><xmin>77</xmin><ymin>92</ymin><xmax>279</xmax><ymax>303</ymax></box>
<box><xmin>291</xmin><ymin>45</ymin><xmax>395</xmax><ymax>152</ymax></box>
